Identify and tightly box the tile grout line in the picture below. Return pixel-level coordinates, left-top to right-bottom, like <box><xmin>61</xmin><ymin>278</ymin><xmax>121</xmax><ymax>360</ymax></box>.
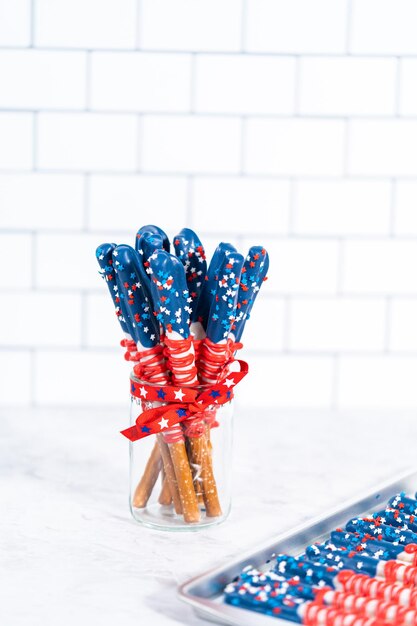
<box><xmin>189</xmin><ymin>53</ymin><xmax>197</xmax><ymax>113</ymax></box>
<box><xmin>9</xmin><ymin>108</ymin><xmax>417</xmax><ymax>120</ymax></box>
<box><xmin>336</xmin><ymin>238</ymin><xmax>345</xmax><ymax>296</ymax></box>
<box><xmin>343</xmin><ymin>118</ymin><xmax>350</xmax><ymax>177</ymax></box>
<box><xmin>30</xmin><ymin>0</ymin><xmax>36</xmax><ymax>48</ymax></box>
<box><xmin>186</xmin><ymin>175</ymin><xmax>194</xmax><ymax>226</ymax></box>
<box><xmin>288</xmin><ymin>178</ymin><xmax>297</xmax><ymax>236</ymax></box>
<box><xmin>30</xmin><ymin>348</ymin><xmax>36</xmax><ymax>408</ymax></box>
<box><xmin>282</xmin><ymin>297</ymin><xmax>291</xmax><ymax>353</ymax></box>
<box><xmin>0</xmin><ymin>45</ymin><xmax>413</xmax><ymax>58</ymax></box>
<box><xmin>32</xmin><ymin>111</ymin><xmax>38</xmax><ymax>170</ymax></box>
<box><xmin>83</xmin><ymin>173</ymin><xmax>90</xmax><ymax>231</ymax></box>
<box><xmin>293</xmin><ymin>57</ymin><xmax>301</xmax><ymax>116</ymax></box>
<box><xmin>31</xmin><ymin>231</ymin><xmax>37</xmax><ymax>290</ymax></box>
<box><xmin>240</xmin><ymin>0</ymin><xmax>248</xmax><ymax>52</ymax></box>
<box><xmin>384</xmin><ymin>296</ymin><xmax>392</xmax><ymax>353</ymax></box>
<box><xmin>0</xmin><ymin>169</ymin><xmax>413</xmax><ymax>182</ymax></box>
<box><xmin>389</xmin><ymin>178</ymin><xmax>397</xmax><ymax>236</ymax></box>
<box><xmin>395</xmin><ymin>57</ymin><xmax>402</xmax><ymax>117</ymax></box>
<box><xmin>85</xmin><ymin>50</ymin><xmax>92</xmax><ymax>110</ymax></box>
<box><xmin>80</xmin><ymin>291</ymin><xmax>88</xmax><ymax>349</ymax></box>
<box><xmin>239</xmin><ymin>116</ymin><xmax>247</xmax><ymax>175</ymax></box>
<box><xmin>331</xmin><ymin>354</ymin><xmax>340</xmax><ymax>410</ymax></box>
<box><xmin>136</xmin><ymin>114</ymin><xmax>143</xmax><ymax>172</ymax></box>
<box><xmin>345</xmin><ymin>0</ymin><xmax>353</xmax><ymax>54</ymax></box>
<box><xmin>135</xmin><ymin>0</ymin><xmax>142</xmax><ymax>49</ymax></box>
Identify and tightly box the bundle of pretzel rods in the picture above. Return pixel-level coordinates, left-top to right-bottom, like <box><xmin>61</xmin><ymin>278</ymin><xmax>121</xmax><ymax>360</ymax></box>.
<box><xmin>96</xmin><ymin>225</ymin><xmax>269</xmax><ymax>523</ymax></box>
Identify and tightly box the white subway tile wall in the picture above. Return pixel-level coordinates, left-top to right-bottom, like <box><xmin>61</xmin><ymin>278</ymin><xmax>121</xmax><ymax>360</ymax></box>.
<box><xmin>2</xmin><ymin>0</ymin><xmax>417</xmax><ymax>410</ymax></box>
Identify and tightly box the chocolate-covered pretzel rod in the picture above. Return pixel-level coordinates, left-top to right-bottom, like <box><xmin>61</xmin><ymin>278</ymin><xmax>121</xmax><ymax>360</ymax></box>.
<box><xmin>330</xmin><ymin>530</ymin><xmax>417</xmax><ymax>565</ymax></box>
<box><xmin>278</xmin><ymin>547</ymin><xmax>417</xmax><ymax>587</ymax></box>
<box><xmin>149</xmin><ymin>250</ymin><xmax>202</xmax><ymax>523</ymax></box>
<box><xmin>96</xmin><ymin>243</ymin><xmax>137</xmax><ymax>353</ymax></box>
<box><xmin>173</xmin><ymin>227</ymin><xmax>207</xmax><ymax>340</ymax></box>
<box><xmin>225</xmin><ymin>573</ymin><xmax>392</xmax><ymax>625</ymax></box>
<box><xmin>195</xmin><ymin>242</ymin><xmax>237</xmax><ymax>334</ymax></box>
<box><xmin>346</xmin><ymin>517</ymin><xmax>417</xmax><ymax>546</ymax></box>
<box><xmin>198</xmin><ymin>250</ymin><xmax>244</xmax><ymax>385</ymax></box>
<box><xmin>229</xmin><ymin>245</ymin><xmax>269</xmax><ymax>344</ymax></box>
<box><xmin>373</xmin><ymin>509</ymin><xmax>417</xmax><ymax>534</ymax></box>
<box><xmin>389</xmin><ymin>494</ymin><xmax>417</xmax><ymax>516</ymax></box>
<box><xmin>114</xmin><ymin>244</ymin><xmax>182</xmax><ymax>513</ymax></box>
<box><xmin>227</xmin><ymin>564</ymin><xmax>417</xmax><ymax>612</ymax></box>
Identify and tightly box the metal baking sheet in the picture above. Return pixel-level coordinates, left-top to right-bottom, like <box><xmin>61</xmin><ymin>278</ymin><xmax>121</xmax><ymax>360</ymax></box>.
<box><xmin>179</xmin><ymin>468</ymin><xmax>417</xmax><ymax>626</ymax></box>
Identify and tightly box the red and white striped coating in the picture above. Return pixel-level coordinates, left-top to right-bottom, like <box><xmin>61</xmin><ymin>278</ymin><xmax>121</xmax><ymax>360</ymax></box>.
<box><xmin>382</xmin><ymin>561</ymin><xmax>417</xmax><ymax>586</ymax></box>
<box><xmin>337</xmin><ymin>571</ymin><xmax>417</xmax><ymax>606</ymax></box>
<box><xmin>303</xmin><ymin>603</ymin><xmax>390</xmax><ymax>626</ymax></box>
<box><xmin>318</xmin><ymin>590</ymin><xmax>410</xmax><ymax>622</ymax></box>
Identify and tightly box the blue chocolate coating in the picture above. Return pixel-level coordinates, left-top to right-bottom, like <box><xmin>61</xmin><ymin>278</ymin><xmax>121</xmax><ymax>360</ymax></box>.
<box><xmin>374</xmin><ymin>508</ymin><xmax>417</xmax><ymax>533</ymax></box>
<box><xmin>205</xmin><ymin>251</ymin><xmax>244</xmax><ymax>343</ymax></box>
<box><xmin>275</xmin><ymin>555</ymin><xmax>336</xmax><ymax>587</ymax></box>
<box><xmin>346</xmin><ymin>517</ymin><xmax>417</xmax><ymax>545</ymax></box>
<box><xmin>330</xmin><ymin>529</ymin><xmax>410</xmax><ymax>561</ymax></box>
<box><xmin>96</xmin><ymin>242</ymin><xmax>131</xmax><ymax>335</ymax></box>
<box><xmin>304</xmin><ymin>543</ymin><xmax>380</xmax><ymax>578</ymax></box>
<box><xmin>196</xmin><ymin>242</ymin><xmax>237</xmax><ymax>330</ymax></box>
<box><xmin>389</xmin><ymin>493</ymin><xmax>417</xmax><ymax>515</ymax></box>
<box><xmin>232</xmin><ymin>245</ymin><xmax>269</xmax><ymax>342</ymax></box>
<box><xmin>112</xmin><ymin>244</ymin><xmax>159</xmax><ymax>348</ymax></box>
<box><xmin>173</xmin><ymin>228</ymin><xmax>207</xmax><ymax>323</ymax></box>
<box><xmin>135</xmin><ymin>224</ymin><xmax>170</xmax><ymax>253</ymax></box>
<box><xmin>149</xmin><ymin>250</ymin><xmax>191</xmax><ymax>338</ymax></box>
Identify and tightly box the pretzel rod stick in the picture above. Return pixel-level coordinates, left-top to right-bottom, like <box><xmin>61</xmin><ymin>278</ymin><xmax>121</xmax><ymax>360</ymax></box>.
<box><xmin>114</xmin><ymin>244</ymin><xmax>182</xmax><ymax>511</ymax></box>
<box><xmin>132</xmin><ymin>441</ymin><xmax>162</xmax><ymax>508</ymax></box>
<box><xmin>185</xmin><ymin>438</ymin><xmax>204</xmax><ymax>505</ymax></box>
<box><xmin>187</xmin><ymin>434</ymin><xmax>221</xmax><ymax>517</ymax></box>
<box><xmin>156</xmin><ymin>435</ymin><xmax>181</xmax><ymax>513</ymax></box>
<box><xmin>158</xmin><ymin>473</ymin><xmax>172</xmax><ymax>506</ymax></box>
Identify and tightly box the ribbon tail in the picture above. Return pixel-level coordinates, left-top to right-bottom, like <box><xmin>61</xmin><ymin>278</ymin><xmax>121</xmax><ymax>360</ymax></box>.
<box><xmin>120</xmin><ymin>425</ymin><xmax>142</xmax><ymax>442</ymax></box>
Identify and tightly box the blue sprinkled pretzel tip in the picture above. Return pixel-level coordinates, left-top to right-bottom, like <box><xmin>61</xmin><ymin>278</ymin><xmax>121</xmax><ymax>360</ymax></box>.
<box><xmin>140</xmin><ymin>232</ymin><xmax>164</xmax><ymax>280</ymax></box>
<box><xmin>196</xmin><ymin>242</ymin><xmax>237</xmax><ymax>331</ymax></box>
<box><xmin>95</xmin><ymin>242</ymin><xmax>130</xmax><ymax>335</ymax></box>
<box><xmin>135</xmin><ymin>224</ymin><xmax>170</xmax><ymax>254</ymax></box>
<box><xmin>206</xmin><ymin>251</ymin><xmax>244</xmax><ymax>344</ymax></box>
<box><xmin>149</xmin><ymin>250</ymin><xmax>192</xmax><ymax>338</ymax></box>
<box><xmin>112</xmin><ymin>244</ymin><xmax>159</xmax><ymax>348</ymax></box>
<box><xmin>173</xmin><ymin>227</ymin><xmax>208</xmax><ymax>323</ymax></box>
<box><xmin>232</xmin><ymin>245</ymin><xmax>269</xmax><ymax>342</ymax></box>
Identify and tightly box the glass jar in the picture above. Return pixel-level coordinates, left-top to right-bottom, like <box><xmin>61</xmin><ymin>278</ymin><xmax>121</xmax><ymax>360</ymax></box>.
<box><xmin>129</xmin><ymin>375</ymin><xmax>234</xmax><ymax>531</ymax></box>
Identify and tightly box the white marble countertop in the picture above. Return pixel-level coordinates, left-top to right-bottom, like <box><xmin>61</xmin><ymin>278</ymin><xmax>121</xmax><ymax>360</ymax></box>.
<box><xmin>2</xmin><ymin>407</ymin><xmax>417</xmax><ymax>625</ymax></box>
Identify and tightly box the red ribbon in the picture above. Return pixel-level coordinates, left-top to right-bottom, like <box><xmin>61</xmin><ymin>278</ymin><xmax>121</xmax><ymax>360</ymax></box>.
<box><xmin>121</xmin><ymin>359</ymin><xmax>249</xmax><ymax>442</ymax></box>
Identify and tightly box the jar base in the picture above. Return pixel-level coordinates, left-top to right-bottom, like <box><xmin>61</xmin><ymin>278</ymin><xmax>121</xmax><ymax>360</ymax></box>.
<box><xmin>130</xmin><ymin>502</ymin><xmax>230</xmax><ymax>532</ymax></box>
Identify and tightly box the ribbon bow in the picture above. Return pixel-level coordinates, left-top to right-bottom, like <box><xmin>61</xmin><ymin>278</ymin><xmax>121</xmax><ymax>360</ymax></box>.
<box><xmin>121</xmin><ymin>359</ymin><xmax>248</xmax><ymax>442</ymax></box>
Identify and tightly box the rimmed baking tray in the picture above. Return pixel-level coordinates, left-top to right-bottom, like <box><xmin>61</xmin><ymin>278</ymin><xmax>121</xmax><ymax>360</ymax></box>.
<box><xmin>179</xmin><ymin>468</ymin><xmax>417</xmax><ymax>625</ymax></box>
